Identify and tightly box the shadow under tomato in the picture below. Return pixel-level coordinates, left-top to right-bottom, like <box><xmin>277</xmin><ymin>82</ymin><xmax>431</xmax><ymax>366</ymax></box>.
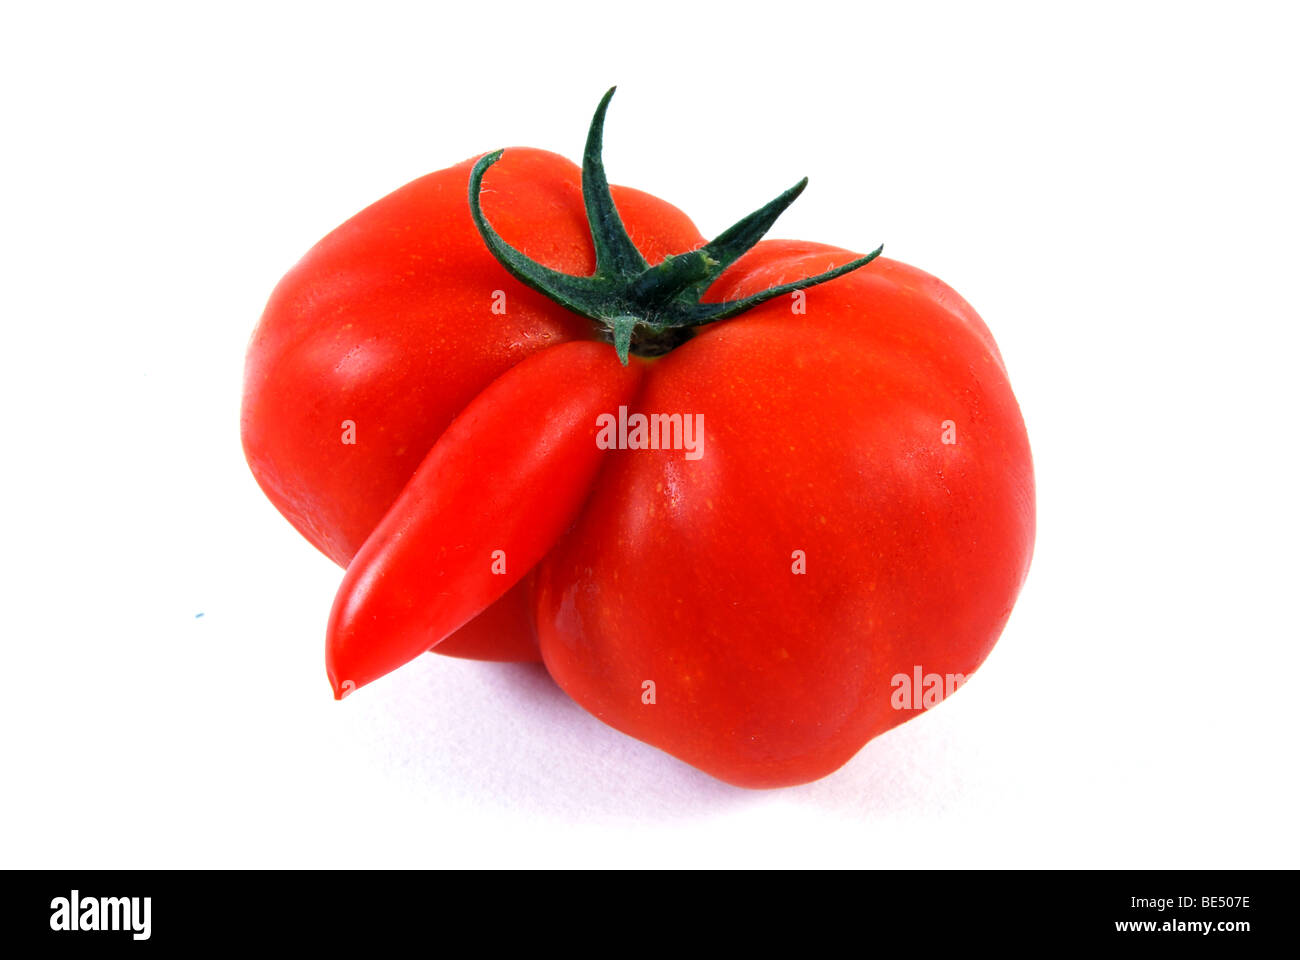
<box><xmin>346</xmin><ymin>655</ymin><xmax>755</xmax><ymax>823</ymax></box>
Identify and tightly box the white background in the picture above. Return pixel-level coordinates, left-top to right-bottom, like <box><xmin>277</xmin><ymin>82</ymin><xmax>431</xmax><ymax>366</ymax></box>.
<box><xmin>2</xmin><ymin>1</ymin><xmax>1296</xmax><ymax>868</ymax></box>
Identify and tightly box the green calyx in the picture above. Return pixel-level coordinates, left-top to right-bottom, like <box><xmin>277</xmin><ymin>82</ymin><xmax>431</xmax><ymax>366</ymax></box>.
<box><xmin>468</xmin><ymin>87</ymin><xmax>883</xmax><ymax>364</ymax></box>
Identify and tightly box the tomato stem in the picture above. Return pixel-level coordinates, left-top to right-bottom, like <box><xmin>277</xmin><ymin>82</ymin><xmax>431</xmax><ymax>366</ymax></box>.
<box><xmin>468</xmin><ymin>88</ymin><xmax>883</xmax><ymax>364</ymax></box>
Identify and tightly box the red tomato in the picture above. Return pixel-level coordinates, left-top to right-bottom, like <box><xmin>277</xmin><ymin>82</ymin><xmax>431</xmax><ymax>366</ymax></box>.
<box><xmin>242</xmin><ymin>90</ymin><xmax>1034</xmax><ymax>786</ymax></box>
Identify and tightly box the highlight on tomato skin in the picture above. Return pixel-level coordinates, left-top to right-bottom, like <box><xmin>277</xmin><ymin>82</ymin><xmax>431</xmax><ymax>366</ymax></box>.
<box><xmin>241</xmin><ymin>87</ymin><xmax>1035</xmax><ymax>788</ymax></box>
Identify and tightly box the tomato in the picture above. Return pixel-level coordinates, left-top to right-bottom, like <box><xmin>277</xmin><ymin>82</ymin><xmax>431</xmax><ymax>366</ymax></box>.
<box><xmin>243</xmin><ymin>89</ymin><xmax>1035</xmax><ymax>786</ymax></box>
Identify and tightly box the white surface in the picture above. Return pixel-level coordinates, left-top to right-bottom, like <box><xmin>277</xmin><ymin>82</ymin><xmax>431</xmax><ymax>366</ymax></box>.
<box><xmin>1</xmin><ymin>1</ymin><xmax>1297</xmax><ymax>868</ymax></box>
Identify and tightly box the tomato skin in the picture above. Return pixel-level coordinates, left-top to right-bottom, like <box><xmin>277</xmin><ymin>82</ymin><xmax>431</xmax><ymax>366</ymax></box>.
<box><xmin>325</xmin><ymin>341</ymin><xmax>644</xmax><ymax>696</ymax></box>
<box><xmin>241</xmin><ymin>148</ymin><xmax>704</xmax><ymax>660</ymax></box>
<box><xmin>431</xmin><ymin>575</ymin><xmax>537</xmax><ymax>661</ymax></box>
<box><xmin>534</xmin><ymin>243</ymin><xmax>1034</xmax><ymax>788</ymax></box>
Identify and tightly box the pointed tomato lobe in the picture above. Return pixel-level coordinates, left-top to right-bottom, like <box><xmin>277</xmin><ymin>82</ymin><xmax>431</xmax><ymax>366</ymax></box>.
<box><xmin>326</xmin><ymin>340</ymin><xmax>643</xmax><ymax>697</ymax></box>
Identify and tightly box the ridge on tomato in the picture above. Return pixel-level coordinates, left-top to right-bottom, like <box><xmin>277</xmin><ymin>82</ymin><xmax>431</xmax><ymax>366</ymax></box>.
<box><xmin>242</xmin><ymin>88</ymin><xmax>1035</xmax><ymax>787</ymax></box>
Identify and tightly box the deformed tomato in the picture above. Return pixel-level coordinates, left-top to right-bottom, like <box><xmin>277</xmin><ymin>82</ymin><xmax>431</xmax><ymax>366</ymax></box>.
<box><xmin>242</xmin><ymin>89</ymin><xmax>1035</xmax><ymax>787</ymax></box>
